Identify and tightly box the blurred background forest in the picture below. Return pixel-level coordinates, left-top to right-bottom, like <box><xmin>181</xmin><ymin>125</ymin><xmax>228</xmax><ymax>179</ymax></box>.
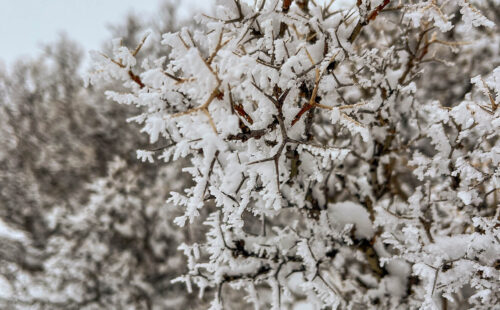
<box><xmin>0</xmin><ymin>1</ymin><xmax>210</xmax><ymax>308</ymax></box>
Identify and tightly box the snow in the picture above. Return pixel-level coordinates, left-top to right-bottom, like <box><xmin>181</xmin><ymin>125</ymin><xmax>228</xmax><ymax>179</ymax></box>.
<box><xmin>0</xmin><ymin>218</ymin><xmax>27</xmax><ymax>242</ymax></box>
<box><xmin>328</xmin><ymin>201</ymin><xmax>374</xmax><ymax>239</ymax></box>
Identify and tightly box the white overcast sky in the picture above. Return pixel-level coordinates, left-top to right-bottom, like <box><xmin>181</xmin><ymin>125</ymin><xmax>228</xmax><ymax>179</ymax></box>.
<box><xmin>0</xmin><ymin>0</ymin><xmax>353</xmax><ymax>65</ymax></box>
<box><xmin>0</xmin><ymin>0</ymin><xmax>213</xmax><ymax>65</ymax></box>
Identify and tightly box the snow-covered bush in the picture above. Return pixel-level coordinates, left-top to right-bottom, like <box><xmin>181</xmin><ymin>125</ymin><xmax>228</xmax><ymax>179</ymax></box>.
<box><xmin>87</xmin><ymin>0</ymin><xmax>499</xmax><ymax>308</ymax></box>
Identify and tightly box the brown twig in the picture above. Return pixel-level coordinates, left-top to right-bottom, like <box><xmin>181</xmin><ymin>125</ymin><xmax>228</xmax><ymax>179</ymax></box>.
<box><xmin>348</xmin><ymin>0</ymin><xmax>391</xmax><ymax>43</ymax></box>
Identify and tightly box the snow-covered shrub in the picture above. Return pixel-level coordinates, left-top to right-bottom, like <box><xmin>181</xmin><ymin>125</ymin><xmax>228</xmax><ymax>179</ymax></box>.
<box><xmin>87</xmin><ymin>0</ymin><xmax>499</xmax><ymax>308</ymax></box>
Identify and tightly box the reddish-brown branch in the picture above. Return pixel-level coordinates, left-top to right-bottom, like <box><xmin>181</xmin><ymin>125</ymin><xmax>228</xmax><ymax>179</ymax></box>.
<box><xmin>291</xmin><ymin>103</ymin><xmax>314</xmax><ymax>126</ymax></box>
<box><xmin>233</xmin><ymin>103</ymin><xmax>254</xmax><ymax>124</ymax></box>
<box><xmin>291</xmin><ymin>50</ymin><xmax>340</xmax><ymax>126</ymax></box>
<box><xmin>367</xmin><ymin>0</ymin><xmax>391</xmax><ymax>22</ymax></box>
<box><xmin>128</xmin><ymin>70</ymin><xmax>145</xmax><ymax>89</ymax></box>
<box><xmin>229</xmin><ymin>85</ymin><xmax>254</xmax><ymax>124</ymax></box>
<box><xmin>282</xmin><ymin>0</ymin><xmax>293</xmax><ymax>12</ymax></box>
<box><xmin>398</xmin><ymin>27</ymin><xmax>433</xmax><ymax>84</ymax></box>
<box><xmin>349</xmin><ymin>0</ymin><xmax>391</xmax><ymax>42</ymax></box>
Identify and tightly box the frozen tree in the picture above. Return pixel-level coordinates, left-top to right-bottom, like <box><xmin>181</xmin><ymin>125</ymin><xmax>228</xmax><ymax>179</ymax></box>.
<box><xmin>87</xmin><ymin>0</ymin><xmax>500</xmax><ymax>309</ymax></box>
